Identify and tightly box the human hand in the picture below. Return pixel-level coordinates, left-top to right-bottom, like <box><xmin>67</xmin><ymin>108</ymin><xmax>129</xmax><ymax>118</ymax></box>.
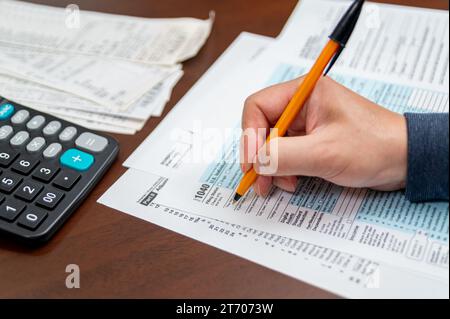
<box><xmin>240</xmin><ymin>76</ymin><xmax>407</xmax><ymax>196</ymax></box>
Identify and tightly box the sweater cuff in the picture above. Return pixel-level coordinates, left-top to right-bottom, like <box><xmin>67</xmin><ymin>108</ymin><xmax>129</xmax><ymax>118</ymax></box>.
<box><xmin>404</xmin><ymin>113</ymin><xmax>449</xmax><ymax>202</ymax></box>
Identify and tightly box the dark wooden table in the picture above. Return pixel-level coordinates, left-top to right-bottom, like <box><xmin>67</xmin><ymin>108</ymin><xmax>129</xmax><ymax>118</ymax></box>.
<box><xmin>0</xmin><ymin>0</ymin><xmax>448</xmax><ymax>298</ymax></box>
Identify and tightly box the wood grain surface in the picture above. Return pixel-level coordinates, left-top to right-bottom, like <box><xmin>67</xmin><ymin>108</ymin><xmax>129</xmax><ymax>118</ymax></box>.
<box><xmin>0</xmin><ymin>0</ymin><xmax>448</xmax><ymax>298</ymax></box>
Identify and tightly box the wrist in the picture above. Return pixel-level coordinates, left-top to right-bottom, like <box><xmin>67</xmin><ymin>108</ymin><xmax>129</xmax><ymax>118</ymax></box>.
<box><xmin>387</xmin><ymin>113</ymin><xmax>408</xmax><ymax>188</ymax></box>
<box><xmin>373</xmin><ymin>111</ymin><xmax>408</xmax><ymax>190</ymax></box>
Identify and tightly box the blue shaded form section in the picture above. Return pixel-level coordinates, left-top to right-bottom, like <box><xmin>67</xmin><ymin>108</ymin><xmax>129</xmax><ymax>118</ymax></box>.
<box><xmin>357</xmin><ymin>190</ymin><xmax>449</xmax><ymax>242</ymax></box>
<box><xmin>266</xmin><ymin>65</ymin><xmax>307</xmax><ymax>86</ymax></box>
<box><xmin>200</xmin><ymin>137</ymin><xmax>242</xmax><ymax>190</ymax></box>
<box><xmin>267</xmin><ymin>63</ymin><xmax>446</xmax><ymax>114</ymax></box>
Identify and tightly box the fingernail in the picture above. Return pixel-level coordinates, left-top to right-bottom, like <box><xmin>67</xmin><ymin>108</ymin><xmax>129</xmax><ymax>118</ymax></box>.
<box><xmin>286</xmin><ymin>184</ymin><xmax>296</xmax><ymax>192</ymax></box>
<box><xmin>287</xmin><ymin>179</ymin><xmax>297</xmax><ymax>192</ymax></box>
<box><xmin>253</xmin><ymin>183</ymin><xmax>261</xmax><ymax>196</ymax></box>
<box><xmin>261</xmin><ymin>186</ymin><xmax>270</xmax><ymax>197</ymax></box>
<box><xmin>273</xmin><ymin>177</ymin><xmax>297</xmax><ymax>193</ymax></box>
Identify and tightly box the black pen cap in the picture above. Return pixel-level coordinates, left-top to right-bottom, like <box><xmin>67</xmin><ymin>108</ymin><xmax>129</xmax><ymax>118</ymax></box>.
<box><xmin>329</xmin><ymin>0</ymin><xmax>365</xmax><ymax>47</ymax></box>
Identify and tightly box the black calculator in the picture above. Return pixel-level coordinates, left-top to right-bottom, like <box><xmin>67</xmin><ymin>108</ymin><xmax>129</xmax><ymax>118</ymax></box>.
<box><xmin>0</xmin><ymin>97</ymin><xmax>119</xmax><ymax>244</ymax></box>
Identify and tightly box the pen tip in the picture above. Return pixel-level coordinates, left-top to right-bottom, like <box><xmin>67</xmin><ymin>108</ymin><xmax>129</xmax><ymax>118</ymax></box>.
<box><xmin>233</xmin><ymin>193</ymin><xmax>242</xmax><ymax>202</ymax></box>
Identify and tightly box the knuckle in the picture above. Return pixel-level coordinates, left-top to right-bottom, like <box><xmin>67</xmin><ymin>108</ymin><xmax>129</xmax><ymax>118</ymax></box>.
<box><xmin>244</xmin><ymin>94</ymin><xmax>257</xmax><ymax>108</ymax></box>
<box><xmin>242</xmin><ymin>95</ymin><xmax>258</xmax><ymax>128</ymax></box>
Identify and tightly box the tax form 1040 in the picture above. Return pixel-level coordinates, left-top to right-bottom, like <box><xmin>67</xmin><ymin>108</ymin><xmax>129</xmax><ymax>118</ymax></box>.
<box><xmin>100</xmin><ymin>0</ymin><xmax>449</xmax><ymax>298</ymax></box>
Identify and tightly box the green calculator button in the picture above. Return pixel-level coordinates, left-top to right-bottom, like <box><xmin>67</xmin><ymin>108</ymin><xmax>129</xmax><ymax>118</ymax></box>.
<box><xmin>0</xmin><ymin>103</ymin><xmax>15</xmax><ymax>120</ymax></box>
<box><xmin>60</xmin><ymin>148</ymin><xmax>94</xmax><ymax>171</ymax></box>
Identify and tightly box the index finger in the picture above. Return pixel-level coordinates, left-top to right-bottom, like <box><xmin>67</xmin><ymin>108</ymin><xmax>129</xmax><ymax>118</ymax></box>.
<box><xmin>240</xmin><ymin>77</ymin><xmax>305</xmax><ymax>172</ymax></box>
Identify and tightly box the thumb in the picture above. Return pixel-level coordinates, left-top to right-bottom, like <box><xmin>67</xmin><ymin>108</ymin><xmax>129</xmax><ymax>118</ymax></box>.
<box><xmin>254</xmin><ymin>135</ymin><xmax>328</xmax><ymax>177</ymax></box>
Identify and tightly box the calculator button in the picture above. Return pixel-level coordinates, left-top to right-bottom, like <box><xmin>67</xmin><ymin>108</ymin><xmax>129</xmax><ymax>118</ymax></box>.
<box><xmin>0</xmin><ymin>150</ymin><xmax>18</xmax><ymax>167</ymax></box>
<box><xmin>10</xmin><ymin>131</ymin><xmax>30</xmax><ymax>147</ymax></box>
<box><xmin>0</xmin><ymin>125</ymin><xmax>13</xmax><ymax>140</ymax></box>
<box><xmin>0</xmin><ymin>172</ymin><xmax>22</xmax><ymax>194</ymax></box>
<box><xmin>43</xmin><ymin>143</ymin><xmax>62</xmax><ymax>159</ymax></box>
<box><xmin>11</xmin><ymin>157</ymin><xmax>39</xmax><ymax>175</ymax></box>
<box><xmin>26</xmin><ymin>137</ymin><xmax>46</xmax><ymax>153</ymax></box>
<box><xmin>43</xmin><ymin>120</ymin><xmax>62</xmax><ymax>136</ymax></box>
<box><xmin>0</xmin><ymin>103</ymin><xmax>15</xmax><ymax>121</ymax></box>
<box><xmin>75</xmin><ymin>132</ymin><xmax>108</xmax><ymax>153</ymax></box>
<box><xmin>59</xmin><ymin>126</ymin><xmax>77</xmax><ymax>142</ymax></box>
<box><xmin>32</xmin><ymin>164</ymin><xmax>59</xmax><ymax>183</ymax></box>
<box><xmin>53</xmin><ymin>170</ymin><xmax>80</xmax><ymax>190</ymax></box>
<box><xmin>36</xmin><ymin>188</ymin><xmax>64</xmax><ymax>210</ymax></box>
<box><xmin>17</xmin><ymin>210</ymin><xmax>47</xmax><ymax>230</ymax></box>
<box><xmin>26</xmin><ymin>115</ymin><xmax>46</xmax><ymax>130</ymax></box>
<box><xmin>0</xmin><ymin>198</ymin><xmax>25</xmax><ymax>221</ymax></box>
<box><xmin>15</xmin><ymin>180</ymin><xmax>43</xmax><ymax>202</ymax></box>
<box><xmin>60</xmin><ymin>148</ymin><xmax>94</xmax><ymax>171</ymax></box>
<box><xmin>0</xmin><ymin>193</ymin><xmax>4</xmax><ymax>204</ymax></box>
<box><xmin>11</xmin><ymin>110</ymin><xmax>30</xmax><ymax>125</ymax></box>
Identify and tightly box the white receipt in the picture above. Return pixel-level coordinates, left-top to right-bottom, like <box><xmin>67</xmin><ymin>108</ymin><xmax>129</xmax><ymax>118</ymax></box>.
<box><xmin>0</xmin><ymin>49</ymin><xmax>179</xmax><ymax>109</ymax></box>
<box><xmin>1</xmin><ymin>70</ymin><xmax>184</xmax><ymax>132</ymax></box>
<box><xmin>0</xmin><ymin>0</ymin><xmax>213</xmax><ymax>65</ymax></box>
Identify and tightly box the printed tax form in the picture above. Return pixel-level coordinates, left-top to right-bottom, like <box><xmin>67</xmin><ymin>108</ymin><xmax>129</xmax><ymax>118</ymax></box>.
<box><xmin>100</xmin><ymin>32</ymin><xmax>448</xmax><ymax>298</ymax></box>
<box><xmin>278</xmin><ymin>0</ymin><xmax>449</xmax><ymax>88</ymax></box>
<box><xmin>101</xmin><ymin>33</ymin><xmax>448</xmax><ymax>298</ymax></box>
<box><xmin>100</xmin><ymin>1</ymin><xmax>449</xmax><ymax>297</ymax></box>
<box><xmin>101</xmin><ymin>168</ymin><xmax>448</xmax><ymax>298</ymax></box>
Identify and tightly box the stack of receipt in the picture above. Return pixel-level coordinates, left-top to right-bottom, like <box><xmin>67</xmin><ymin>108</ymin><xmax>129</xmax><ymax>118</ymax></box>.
<box><xmin>0</xmin><ymin>0</ymin><xmax>213</xmax><ymax>134</ymax></box>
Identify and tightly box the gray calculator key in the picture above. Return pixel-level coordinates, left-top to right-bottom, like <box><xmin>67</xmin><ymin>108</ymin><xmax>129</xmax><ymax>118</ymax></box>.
<box><xmin>0</xmin><ymin>125</ymin><xmax>13</xmax><ymax>140</ymax></box>
<box><xmin>10</xmin><ymin>131</ymin><xmax>30</xmax><ymax>146</ymax></box>
<box><xmin>43</xmin><ymin>143</ymin><xmax>62</xmax><ymax>159</ymax></box>
<box><xmin>26</xmin><ymin>115</ymin><xmax>46</xmax><ymax>130</ymax></box>
<box><xmin>26</xmin><ymin>137</ymin><xmax>46</xmax><ymax>153</ymax></box>
<box><xmin>75</xmin><ymin>132</ymin><xmax>108</xmax><ymax>153</ymax></box>
<box><xmin>59</xmin><ymin>126</ymin><xmax>77</xmax><ymax>142</ymax></box>
<box><xmin>11</xmin><ymin>110</ymin><xmax>30</xmax><ymax>125</ymax></box>
<box><xmin>43</xmin><ymin>120</ymin><xmax>62</xmax><ymax>136</ymax></box>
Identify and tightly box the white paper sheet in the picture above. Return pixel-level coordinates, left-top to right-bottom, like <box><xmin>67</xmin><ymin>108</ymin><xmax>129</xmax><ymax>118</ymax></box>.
<box><xmin>0</xmin><ymin>0</ymin><xmax>213</xmax><ymax>65</ymax></box>
<box><xmin>124</xmin><ymin>46</ymin><xmax>449</xmax><ymax>280</ymax></box>
<box><xmin>100</xmin><ymin>0</ymin><xmax>449</xmax><ymax>296</ymax></box>
<box><xmin>0</xmin><ymin>69</ymin><xmax>182</xmax><ymax>119</ymax></box>
<box><xmin>100</xmin><ymin>34</ymin><xmax>448</xmax><ymax>297</ymax></box>
<box><xmin>99</xmin><ymin>168</ymin><xmax>449</xmax><ymax>298</ymax></box>
<box><xmin>278</xmin><ymin>0</ymin><xmax>449</xmax><ymax>88</ymax></box>
<box><xmin>3</xmin><ymin>70</ymin><xmax>184</xmax><ymax>132</ymax></box>
<box><xmin>122</xmin><ymin>1</ymin><xmax>449</xmax><ymax>282</ymax></box>
<box><xmin>0</xmin><ymin>49</ymin><xmax>179</xmax><ymax>109</ymax></box>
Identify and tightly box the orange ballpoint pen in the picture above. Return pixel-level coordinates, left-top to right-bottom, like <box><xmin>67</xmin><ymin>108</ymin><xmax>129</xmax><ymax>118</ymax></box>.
<box><xmin>234</xmin><ymin>0</ymin><xmax>365</xmax><ymax>202</ymax></box>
